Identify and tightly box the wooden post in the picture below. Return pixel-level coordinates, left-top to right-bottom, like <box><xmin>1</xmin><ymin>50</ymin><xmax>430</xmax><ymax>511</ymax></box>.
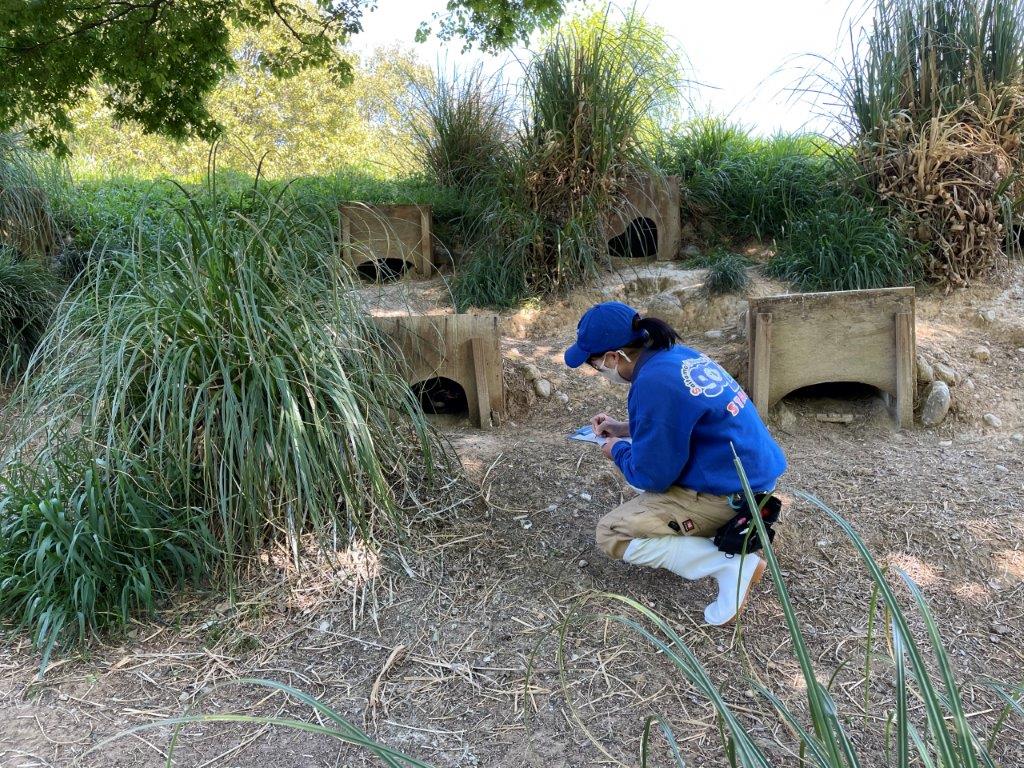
<box><xmin>750</xmin><ymin>313</ymin><xmax>773</xmax><ymax>416</ymax></box>
<box><xmin>471</xmin><ymin>337</ymin><xmax>491</xmax><ymax>429</ymax></box>
<box><xmin>418</xmin><ymin>207</ymin><xmax>432</xmax><ymax>276</ymax></box>
<box><xmin>894</xmin><ymin>311</ymin><xmax>914</xmax><ymax>428</ymax></box>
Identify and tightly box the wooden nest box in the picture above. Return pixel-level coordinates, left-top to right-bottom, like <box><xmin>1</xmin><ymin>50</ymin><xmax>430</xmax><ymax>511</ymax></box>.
<box><xmin>339</xmin><ymin>203</ymin><xmax>434</xmax><ymax>279</ymax></box>
<box><xmin>747</xmin><ymin>287</ymin><xmax>916</xmax><ymax>427</ymax></box>
<box><xmin>374</xmin><ymin>314</ymin><xmax>504</xmax><ymax>429</ymax></box>
<box><xmin>603</xmin><ymin>174</ymin><xmax>681</xmax><ymax>262</ymax></box>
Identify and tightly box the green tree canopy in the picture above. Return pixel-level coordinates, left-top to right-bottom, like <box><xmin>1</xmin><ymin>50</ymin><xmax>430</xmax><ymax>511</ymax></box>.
<box><xmin>0</xmin><ymin>0</ymin><xmax>564</xmax><ymax>155</ymax></box>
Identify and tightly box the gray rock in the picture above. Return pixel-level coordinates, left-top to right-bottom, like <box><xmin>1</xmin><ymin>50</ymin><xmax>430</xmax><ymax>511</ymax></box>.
<box><xmin>682</xmin><ymin>244</ymin><xmax>701</xmax><ymax>260</ymax></box>
<box><xmin>920</xmin><ymin>381</ymin><xmax>951</xmax><ymax>427</ymax></box>
<box><xmin>978</xmin><ymin>308</ymin><xmax>997</xmax><ymax>324</ymax></box>
<box><xmin>522</xmin><ymin>363</ymin><xmax>541</xmax><ymax>382</ymax></box>
<box><xmin>916</xmin><ymin>354</ymin><xmax>934</xmax><ymax>385</ymax></box>
<box><xmin>964</xmin><ymin>377</ymin><xmax>976</xmax><ymax>392</ymax></box>
<box><xmin>1011</xmin><ymin>433</ymin><xmax>1024</xmax><ymax>444</ymax></box>
<box><xmin>644</xmin><ymin>292</ymin><xmax>683</xmax><ymax>324</ymax></box>
<box><xmin>973</xmin><ymin>345</ymin><xmax>991</xmax><ymax>362</ymax></box>
<box><xmin>534</xmin><ymin>378</ymin><xmax>552</xmax><ymax>398</ymax></box>
<box><xmin>933</xmin><ymin>362</ymin><xmax>958</xmax><ymax>386</ymax></box>
<box><xmin>555</xmin><ymin>391</ymin><xmax>569</xmax><ymax>404</ymax></box>
<box><xmin>983</xmin><ymin>413</ymin><xmax>1002</xmax><ymax>428</ymax></box>
<box><xmin>704</xmin><ymin>329</ymin><xmax>723</xmax><ymax>339</ymax></box>
<box><xmin>774</xmin><ymin>403</ymin><xmax>797</xmax><ymax>432</ymax></box>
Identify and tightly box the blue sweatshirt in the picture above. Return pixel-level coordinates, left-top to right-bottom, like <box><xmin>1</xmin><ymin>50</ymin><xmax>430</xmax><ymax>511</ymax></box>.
<box><xmin>610</xmin><ymin>345</ymin><xmax>786</xmax><ymax>495</ymax></box>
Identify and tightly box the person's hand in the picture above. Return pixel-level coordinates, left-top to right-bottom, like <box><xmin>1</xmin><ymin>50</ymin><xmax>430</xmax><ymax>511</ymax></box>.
<box><xmin>601</xmin><ymin>437</ymin><xmax>619</xmax><ymax>459</ymax></box>
<box><xmin>592</xmin><ymin>412</ymin><xmax>629</xmax><ymax>438</ymax></box>
<box><xmin>591</xmin><ymin>412</ymin><xmax>612</xmax><ymax>436</ymax></box>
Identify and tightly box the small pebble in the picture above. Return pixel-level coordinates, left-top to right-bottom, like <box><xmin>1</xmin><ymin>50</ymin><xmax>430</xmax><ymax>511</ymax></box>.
<box><xmin>579</xmin><ymin>492</ymin><xmax>592</xmax><ymax>502</ymax></box>
<box><xmin>996</xmin><ymin>465</ymin><xmax>1009</xmax><ymax>474</ymax></box>
<box><xmin>555</xmin><ymin>391</ymin><xmax>569</xmax><ymax>404</ymax></box>
<box><xmin>545</xmin><ymin>504</ymin><xmax>557</xmax><ymax>512</ymax></box>
<box><xmin>983</xmin><ymin>413</ymin><xmax>1002</xmax><ymax>428</ymax></box>
<box><xmin>578</xmin><ymin>559</ymin><xmax>588</xmax><ymax>568</ymax></box>
<box><xmin>1011</xmin><ymin>433</ymin><xmax>1023</xmax><ymax>444</ymax></box>
<box><xmin>519</xmin><ymin>518</ymin><xmax>533</xmax><ymax>530</ymax></box>
<box><xmin>973</xmin><ymin>345</ymin><xmax>991</xmax><ymax>362</ymax></box>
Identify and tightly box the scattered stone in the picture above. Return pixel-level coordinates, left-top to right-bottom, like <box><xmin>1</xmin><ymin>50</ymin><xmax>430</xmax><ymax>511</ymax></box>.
<box><xmin>978</xmin><ymin>308</ymin><xmax>997</xmax><ymax>324</ymax></box>
<box><xmin>534</xmin><ymin>378</ymin><xmax>552</xmax><ymax>398</ymax></box>
<box><xmin>920</xmin><ymin>381</ymin><xmax>952</xmax><ymax>427</ymax></box>
<box><xmin>704</xmin><ymin>329</ymin><xmax>724</xmax><ymax>340</ymax></box>
<box><xmin>555</xmin><ymin>391</ymin><xmax>569</xmax><ymax>404</ymax></box>
<box><xmin>996</xmin><ymin>464</ymin><xmax>1009</xmax><ymax>474</ymax></box>
<box><xmin>983</xmin><ymin>413</ymin><xmax>1002</xmax><ymax>428</ymax></box>
<box><xmin>522</xmin><ymin>363</ymin><xmax>541</xmax><ymax>382</ymax></box>
<box><xmin>915</xmin><ymin>354</ymin><xmax>934</xmax><ymax>385</ymax></box>
<box><xmin>992</xmin><ymin>622</ymin><xmax>1013</xmax><ymax>636</ymax></box>
<box><xmin>682</xmin><ymin>244</ymin><xmax>701</xmax><ymax>259</ymax></box>
<box><xmin>973</xmin><ymin>345</ymin><xmax>991</xmax><ymax>362</ymax></box>
<box><xmin>939</xmin><ymin>440</ymin><xmax>952</xmax><ymax>446</ymax></box>
<box><xmin>545</xmin><ymin>504</ymin><xmax>557</xmax><ymax>512</ymax></box>
<box><xmin>816</xmin><ymin>412</ymin><xmax>854</xmax><ymax>424</ymax></box>
<box><xmin>933</xmin><ymin>362</ymin><xmax>958</xmax><ymax>386</ymax></box>
<box><xmin>579</xmin><ymin>492</ymin><xmax>592</xmax><ymax>502</ymax></box>
<box><xmin>518</xmin><ymin>517</ymin><xmax>533</xmax><ymax>530</ymax></box>
<box><xmin>964</xmin><ymin>378</ymin><xmax>976</xmax><ymax>392</ymax></box>
<box><xmin>578</xmin><ymin>559</ymin><xmax>588</xmax><ymax>568</ymax></box>
<box><xmin>317</xmin><ymin>620</ymin><xmax>331</xmax><ymax>633</ymax></box>
<box><xmin>1011</xmin><ymin>433</ymin><xmax>1024</xmax><ymax>444</ymax></box>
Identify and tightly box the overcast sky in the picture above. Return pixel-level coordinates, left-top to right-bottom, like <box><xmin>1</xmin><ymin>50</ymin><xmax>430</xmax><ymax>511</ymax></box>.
<box><xmin>351</xmin><ymin>0</ymin><xmax>870</xmax><ymax>136</ymax></box>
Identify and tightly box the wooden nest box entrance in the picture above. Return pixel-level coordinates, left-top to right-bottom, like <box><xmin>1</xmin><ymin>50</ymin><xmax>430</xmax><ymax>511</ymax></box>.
<box><xmin>374</xmin><ymin>314</ymin><xmax>504</xmax><ymax>428</ymax></box>
<box><xmin>747</xmin><ymin>287</ymin><xmax>916</xmax><ymax>428</ymax></box>
<box><xmin>603</xmin><ymin>174</ymin><xmax>681</xmax><ymax>262</ymax></box>
<box><xmin>340</xmin><ymin>203</ymin><xmax>434</xmax><ymax>281</ymax></box>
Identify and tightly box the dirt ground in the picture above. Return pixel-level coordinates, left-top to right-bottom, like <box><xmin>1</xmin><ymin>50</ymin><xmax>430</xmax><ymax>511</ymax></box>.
<box><xmin>2</xmin><ymin>259</ymin><xmax>1024</xmax><ymax>768</ymax></box>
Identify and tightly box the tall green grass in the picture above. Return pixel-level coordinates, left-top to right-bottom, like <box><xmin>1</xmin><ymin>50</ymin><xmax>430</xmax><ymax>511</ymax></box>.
<box><xmin>769</xmin><ymin>192</ymin><xmax>921</xmax><ymax>291</ymax></box>
<box><xmin>453</xmin><ymin>13</ymin><xmax>676</xmax><ymax>309</ymax></box>
<box><xmin>0</xmin><ymin>133</ymin><xmax>66</xmax><ymax>261</ymax></box>
<box><xmin>0</xmin><ymin>184</ymin><xmax>441</xmax><ymax>669</ymax></box>
<box><xmin>0</xmin><ymin>249</ymin><xmax>57</xmax><ymax>382</ymax></box>
<box><xmin>842</xmin><ymin>0</ymin><xmax>1024</xmax><ymax>140</ymax></box>
<box><xmin>410</xmin><ymin>66</ymin><xmax>512</xmax><ymax>192</ymax></box>
<box><xmin>663</xmin><ymin>118</ymin><xmax>837</xmax><ymax>241</ymax></box>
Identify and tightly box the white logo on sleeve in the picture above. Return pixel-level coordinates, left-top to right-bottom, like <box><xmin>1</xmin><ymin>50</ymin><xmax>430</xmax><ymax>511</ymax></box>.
<box><xmin>680</xmin><ymin>355</ymin><xmax>748</xmax><ymax>415</ymax></box>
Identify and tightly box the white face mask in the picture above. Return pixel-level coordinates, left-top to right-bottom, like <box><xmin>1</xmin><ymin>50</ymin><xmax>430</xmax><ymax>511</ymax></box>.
<box><xmin>596</xmin><ymin>350</ymin><xmax>631</xmax><ymax>385</ymax></box>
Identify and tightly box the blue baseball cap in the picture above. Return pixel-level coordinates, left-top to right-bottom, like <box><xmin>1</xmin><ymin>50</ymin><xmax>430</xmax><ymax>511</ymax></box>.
<box><xmin>564</xmin><ymin>301</ymin><xmax>645</xmax><ymax>368</ymax></box>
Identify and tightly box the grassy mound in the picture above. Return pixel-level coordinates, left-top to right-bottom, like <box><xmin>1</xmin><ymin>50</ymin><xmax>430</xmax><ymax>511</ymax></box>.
<box><xmin>0</xmin><ymin>186</ymin><xmax>442</xmax><ymax>668</ymax></box>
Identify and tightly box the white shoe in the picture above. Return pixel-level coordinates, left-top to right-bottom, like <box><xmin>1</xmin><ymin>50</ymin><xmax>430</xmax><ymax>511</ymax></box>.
<box><xmin>623</xmin><ymin>537</ymin><xmax>765</xmax><ymax>626</ymax></box>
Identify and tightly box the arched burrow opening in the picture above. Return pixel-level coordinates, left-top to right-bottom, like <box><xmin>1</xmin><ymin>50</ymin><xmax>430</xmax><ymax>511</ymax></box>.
<box><xmin>412</xmin><ymin>377</ymin><xmax>469</xmax><ymax>416</ymax></box>
<box><xmin>609</xmin><ymin>217</ymin><xmax>658</xmax><ymax>259</ymax></box>
<box><xmin>783</xmin><ymin>381</ymin><xmax>883</xmax><ymax>408</ymax></box>
<box><xmin>356</xmin><ymin>257</ymin><xmax>411</xmax><ymax>283</ymax></box>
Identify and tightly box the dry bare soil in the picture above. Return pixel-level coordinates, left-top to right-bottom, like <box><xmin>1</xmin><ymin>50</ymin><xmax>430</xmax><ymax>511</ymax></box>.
<box><xmin>3</xmin><ymin>261</ymin><xmax>1024</xmax><ymax>767</ymax></box>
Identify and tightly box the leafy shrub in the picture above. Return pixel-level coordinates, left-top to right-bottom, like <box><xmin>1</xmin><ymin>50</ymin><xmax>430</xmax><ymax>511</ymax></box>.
<box><xmin>0</xmin><ymin>249</ymin><xmax>57</xmax><ymax>382</ymax></box>
<box><xmin>768</xmin><ymin>193</ymin><xmax>920</xmax><ymax>291</ymax></box>
<box><xmin>1</xmin><ymin>185</ymin><xmax>442</xmax><ymax>667</ymax></box>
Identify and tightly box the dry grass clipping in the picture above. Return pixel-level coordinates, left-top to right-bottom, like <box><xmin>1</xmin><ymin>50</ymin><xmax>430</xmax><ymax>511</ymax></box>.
<box><xmin>864</xmin><ymin>98</ymin><xmax>1024</xmax><ymax>288</ymax></box>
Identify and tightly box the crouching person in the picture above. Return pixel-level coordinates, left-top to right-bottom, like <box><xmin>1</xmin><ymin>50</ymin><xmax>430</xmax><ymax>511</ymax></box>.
<box><xmin>564</xmin><ymin>301</ymin><xmax>787</xmax><ymax>625</ymax></box>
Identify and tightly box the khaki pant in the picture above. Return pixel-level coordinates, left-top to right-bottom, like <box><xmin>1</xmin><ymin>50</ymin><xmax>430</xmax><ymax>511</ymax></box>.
<box><xmin>596</xmin><ymin>486</ymin><xmax>735</xmax><ymax>560</ymax></box>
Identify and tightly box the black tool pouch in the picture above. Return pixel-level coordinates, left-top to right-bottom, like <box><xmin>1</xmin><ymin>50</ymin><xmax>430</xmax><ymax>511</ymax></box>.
<box><xmin>713</xmin><ymin>493</ymin><xmax>782</xmax><ymax>555</ymax></box>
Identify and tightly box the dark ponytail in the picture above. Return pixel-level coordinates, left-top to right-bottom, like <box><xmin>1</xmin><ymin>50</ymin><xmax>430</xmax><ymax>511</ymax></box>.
<box><xmin>631</xmin><ymin>315</ymin><xmax>680</xmax><ymax>351</ymax></box>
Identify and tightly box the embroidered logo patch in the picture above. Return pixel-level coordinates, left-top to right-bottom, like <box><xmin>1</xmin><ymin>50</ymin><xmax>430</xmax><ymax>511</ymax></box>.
<box><xmin>682</xmin><ymin>518</ymin><xmax>695</xmax><ymax>532</ymax></box>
